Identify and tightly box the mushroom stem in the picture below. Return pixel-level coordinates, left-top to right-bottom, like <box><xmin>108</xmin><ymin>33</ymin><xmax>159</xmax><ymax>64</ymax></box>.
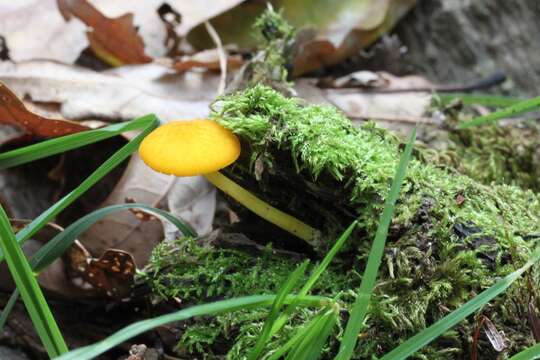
<box><xmin>204</xmin><ymin>171</ymin><xmax>319</xmax><ymax>243</ymax></box>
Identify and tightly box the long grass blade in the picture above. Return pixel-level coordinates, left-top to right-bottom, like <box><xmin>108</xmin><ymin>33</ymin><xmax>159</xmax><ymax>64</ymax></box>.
<box><xmin>55</xmin><ymin>294</ymin><xmax>329</xmax><ymax>360</ymax></box>
<box><xmin>458</xmin><ymin>95</ymin><xmax>540</xmax><ymax>129</ymax></box>
<box><xmin>247</xmin><ymin>261</ymin><xmax>309</xmax><ymax>360</ymax></box>
<box><xmin>381</xmin><ymin>245</ymin><xmax>540</xmax><ymax>360</ymax></box>
<box><xmin>336</xmin><ymin>128</ymin><xmax>416</xmax><ymax>360</ymax></box>
<box><xmin>269</xmin><ymin>220</ymin><xmax>357</xmax><ymax>336</ymax></box>
<box><xmin>0</xmin><ymin>289</ymin><xmax>18</xmax><ymax>329</ymax></box>
<box><xmin>0</xmin><ymin>114</ymin><xmax>159</xmax><ymax>263</ymax></box>
<box><xmin>31</xmin><ymin>203</ymin><xmax>196</xmax><ymax>272</ymax></box>
<box><xmin>509</xmin><ymin>343</ymin><xmax>540</xmax><ymax>360</ymax></box>
<box><xmin>0</xmin><ymin>115</ymin><xmax>156</xmax><ymax>169</ymax></box>
<box><xmin>0</xmin><ymin>203</ymin><xmax>196</xmax><ymax>329</ymax></box>
<box><xmin>286</xmin><ymin>307</ymin><xmax>337</xmax><ymax>360</ymax></box>
<box><xmin>267</xmin><ymin>311</ymin><xmax>329</xmax><ymax>360</ymax></box>
<box><xmin>0</xmin><ymin>206</ymin><xmax>67</xmax><ymax>357</ymax></box>
<box><xmin>438</xmin><ymin>93</ymin><xmax>523</xmax><ymax>108</ymax></box>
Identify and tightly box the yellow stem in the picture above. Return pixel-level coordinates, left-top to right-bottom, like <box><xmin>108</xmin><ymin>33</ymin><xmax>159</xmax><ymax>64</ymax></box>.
<box><xmin>204</xmin><ymin>171</ymin><xmax>319</xmax><ymax>243</ymax></box>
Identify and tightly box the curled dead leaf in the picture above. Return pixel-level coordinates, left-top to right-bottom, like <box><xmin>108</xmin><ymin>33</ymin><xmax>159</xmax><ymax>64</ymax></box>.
<box><xmin>0</xmin><ymin>82</ymin><xmax>88</xmax><ymax>144</ymax></box>
<box><xmin>67</xmin><ymin>243</ymin><xmax>136</xmax><ymax>300</ymax></box>
<box><xmin>58</xmin><ymin>0</ymin><xmax>152</xmax><ymax>66</ymax></box>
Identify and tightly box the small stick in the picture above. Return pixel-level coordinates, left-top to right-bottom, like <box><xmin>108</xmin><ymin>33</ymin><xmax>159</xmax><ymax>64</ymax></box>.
<box><xmin>204</xmin><ymin>21</ymin><xmax>227</xmax><ymax>96</ymax></box>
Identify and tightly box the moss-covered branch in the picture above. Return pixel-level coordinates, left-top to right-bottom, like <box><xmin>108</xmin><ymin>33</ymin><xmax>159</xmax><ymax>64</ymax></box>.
<box><xmin>143</xmin><ymin>86</ymin><xmax>539</xmax><ymax>359</ymax></box>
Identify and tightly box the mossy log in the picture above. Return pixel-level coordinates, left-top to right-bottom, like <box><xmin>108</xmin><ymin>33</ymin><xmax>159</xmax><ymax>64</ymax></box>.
<box><xmin>145</xmin><ymin>85</ymin><xmax>540</xmax><ymax>359</ymax></box>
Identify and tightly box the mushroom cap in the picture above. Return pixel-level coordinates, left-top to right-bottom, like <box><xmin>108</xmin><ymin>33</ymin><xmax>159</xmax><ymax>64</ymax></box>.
<box><xmin>139</xmin><ymin>119</ymin><xmax>240</xmax><ymax>176</ymax></box>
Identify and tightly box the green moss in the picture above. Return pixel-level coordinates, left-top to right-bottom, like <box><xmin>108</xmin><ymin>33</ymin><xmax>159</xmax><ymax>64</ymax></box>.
<box><xmin>213</xmin><ymin>85</ymin><xmax>539</xmax><ymax>249</ymax></box>
<box><xmin>432</xmin><ymin>120</ymin><xmax>540</xmax><ymax>192</ymax></box>
<box><xmin>143</xmin><ymin>86</ymin><xmax>539</xmax><ymax>359</ymax></box>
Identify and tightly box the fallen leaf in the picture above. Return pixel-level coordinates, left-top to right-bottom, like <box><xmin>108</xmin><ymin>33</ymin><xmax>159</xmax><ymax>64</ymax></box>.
<box><xmin>0</xmin><ymin>0</ymin><xmax>87</xmax><ymax>62</ymax></box>
<box><xmin>174</xmin><ymin>0</ymin><xmax>247</xmax><ymax>35</ymax></box>
<box><xmin>295</xmin><ymin>72</ymin><xmax>434</xmax><ymax>135</ymax></box>
<box><xmin>186</xmin><ymin>0</ymin><xmax>416</xmax><ymax>75</ymax></box>
<box><xmin>0</xmin><ymin>60</ymin><xmax>218</xmax><ymax>121</ymax></box>
<box><xmin>529</xmin><ymin>301</ymin><xmax>540</xmax><ymax>342</ymax></box>
<box><xmin>482</xmin><ymin>317</ymin><xmax>506</xmax><ymax>352</ymax></box>
<box><xmin>166</xmin><ymin>176</ymin><xmax>216</xmax><ymax>238</ymax></box>
<box><xmin>317</xmin><ymin>70</ymin><xmax>386</xmax><ymax>89</ymax></box>
<box><xmin>58</xmin><ymin>0</ymin><xmax>152</xmax><ymax>66</ymax></box>
<box><xmin>74</xmin><ymin>248</ymin><xmax>136</xmax><ymax>299</ymax></box>
<box><xmin>0</xmin><ymin>82</ymin><xmax>89</xmax><ymax>144</ymax></box>
<box><xmin>172</xmin><ymin>49</ymin><xmax>243</xmax><ymax>72</ymax></box>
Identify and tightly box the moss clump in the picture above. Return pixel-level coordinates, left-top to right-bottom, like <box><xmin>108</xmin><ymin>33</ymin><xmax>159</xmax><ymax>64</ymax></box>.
<box><xmin>431</xmin><ymin>121</ymin><xmax>540</xmax><ymax>192</ymax></box>
<box><xmin>144</xmin><ymin>86</ymin><xmax>539</xmax><ymax>358</ymax></box>
<box><xmin>212</xmin><ymin>85</ymin><xmax>539</xmax><ymax>251</ymax></box>
<box><xmin>230</xmin><ymin>5</ymin><xmax>295</xmax><ymax>93</ymax></box>
<box><xmin>142</xmin><ymin>237</ymin><xmax>354</xmax><ymax>358</ymax></box>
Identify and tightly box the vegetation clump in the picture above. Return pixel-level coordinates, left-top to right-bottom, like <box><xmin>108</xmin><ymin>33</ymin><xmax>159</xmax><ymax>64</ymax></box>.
<box><xmin>142</xmin><ymin>85</ymin><xmax>540</xmax><ymax>358</ymax></box>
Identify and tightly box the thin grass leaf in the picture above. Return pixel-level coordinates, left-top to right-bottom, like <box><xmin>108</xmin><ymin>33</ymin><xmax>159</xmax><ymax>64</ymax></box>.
<box><xmin>0</xmin><ymin>289</ymin><xmax>18</xmax><ymax>330</ymax></box>
<box><xmin>286</xmin><ymin>307</ymin><xmax>337</xmax><ymax>360</ymax></box>
<box><xmin>31</xmin><ymin>203</ymin><xmax>196</xmax><ymax>272</ymax></box>
<box><xmin>438</xmin><ymin>93</ymin><xmax>523</xmax><ymax>108</ymax></box>
<box><xmin>336</xmin><ymin>128</ymin><xmax>417</xmax><ymax>360</ymax></box>
<box><xmin>55</xmin><ymin>294</ymin><xmax>329</xmax><ymax>360</ymax></box>
<box><xmin>0</xmin><ymin>115</ymin><xmax>156</xmax><ymax>169</ymax></box>
<box><xmin>458</xmin><ymin>95</ymin><xmax>540</xmax><ymax>129</ymax></box>
<box><xmin>508</xmin><ymin>343</ymin><xmax>540</xmax><ymax>360</ymax></box>
<box><xmin>0</xmin><ymin>204</ymin><xmax>196</xmax><ymax>328</ymax></box>
<box><xmin>267</xmin><ymin>311</ymin><xmax>329</xmax><ymax>360</ymax></box>
<box><xmin>247</xmin><ymin>260</ymin><xmax>309</xmax><ymax>360</ymax></box>
<box><xmin>0</xmin><ymin>114</ymin><xmax>159</xmax><ymax>263</ymax></box>
<box><xmin>269</xmin><ymin>220</ymin><xmax>357</xmax><ymax>336</ymax></box>
<box><xmin>0</xmin><ymin>206</ymin><xmax>67</xmax><ymax>357</ymax></box>
<box><xmin>381</xmin><ymin>245</ymin><xmax>540</xmax><ymax>360</ymax></box>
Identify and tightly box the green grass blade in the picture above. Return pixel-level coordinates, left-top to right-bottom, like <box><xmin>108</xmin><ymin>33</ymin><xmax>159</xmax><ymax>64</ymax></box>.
<box><xmin>269</xmin><ymin>221</ymin><xmax>357</xmax><ymax>336</ymax></box>
<box><xmin>0</xmin><ymin>206</ymin><xmax>68</xmax><ymax>357</ymax></box>
<box><xmin>0</xmin><ymin>289</ymin><xmax>19</xmax><ymax>330</ymax></box>
<box><xmin>438</xmin><ymin>93</ymin><xmax>523</xmax><ymax>107</ymax></box>
<box><xmin>287</xmin><ymin>307</ymin><xmax>337</xmax><ymax>360</ymax></box>
<box><xmin>30</xmin><ymin>203</ymin><xmax>196</xmax><ymax>272</ymax></box>
<box><xmin>509</xmin><ymin>343</ymin><xmax>540</xmax><ymax>360</ymax></box>
<box><xmin>300</xmin><ymin>221</ymin><xmax>357</xmax><ymax>296</ymax></box>
<box><xmin>0</xmin><ymin>115</ymin><xmax>156</xmax><ymax>169</ymax></box>
<box><xmin>247</xmin><ymin>260</ymin><xmax>309</xmax><ymax>360</ymax></box>
<box><xmin>381</xmin><ymin>245</ymin><xmax>540</xmax><ymax>360</ymax></box>
<box><xmin>267</xmin><ymin>311</ymin><xmax>329</xmax><ymax>360</ymax></box>
<box><xmin>0</xmin><ymin>203</ymin><xmax>196</xmax><ymax>329</ymax></box>
<box><xmin>336</xmin><ymin>128</ymin><xmax>417</xmax><ymax>360</ymax></box>
<box><xmin>55</xmin><ymin>294</ymin><xmax>329</xmax><ymax>360</ymax></box>
<box><xmin>0</xmin><ymin>115</ymin><xmax>159</xmax><ymax>263</ymax></box>
<box><xmin>458</xmin><ymin>96</ymin><xmax>540</xmax><ymax>129</ymax></box>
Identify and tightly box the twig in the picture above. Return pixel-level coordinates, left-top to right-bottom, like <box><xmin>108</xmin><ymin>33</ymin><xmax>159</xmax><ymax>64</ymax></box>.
<box><xmin>345</xmin><ymin>113</ymin><xmax>435</xmax><ymax>125</ymax></box>
<box><xmin>204</xmin><ymin>21</ymin><xmax>227</xmax><ymax>96</ymax></box>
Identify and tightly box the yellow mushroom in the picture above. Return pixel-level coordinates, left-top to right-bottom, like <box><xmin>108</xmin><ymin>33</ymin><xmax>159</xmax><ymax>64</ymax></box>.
<box><xmin>139</xmin><ymin>119</ymin><xmax>319</xmax><ymax>243</ymax></box>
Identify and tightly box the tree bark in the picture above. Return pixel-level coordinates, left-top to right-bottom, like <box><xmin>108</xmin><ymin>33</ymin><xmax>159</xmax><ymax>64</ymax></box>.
<box><xmin>396</xmin><ymin>0</ymin><xmax>540</xmax><ymax>97</ymax></box>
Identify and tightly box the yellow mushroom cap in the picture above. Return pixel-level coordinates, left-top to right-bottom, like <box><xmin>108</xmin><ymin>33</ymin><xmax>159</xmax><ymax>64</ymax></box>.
<box><xmin>139</xmin><ymin>119</ymin><xmax>240</xmax><ymax>176</ymax></box>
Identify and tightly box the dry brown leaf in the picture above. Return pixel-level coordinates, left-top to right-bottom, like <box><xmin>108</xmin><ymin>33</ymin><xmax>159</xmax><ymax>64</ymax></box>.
<box><xmin>173</xmin><ymin>49</ymin><xmax>243</xmax><ymax>72</ymax></box>
<box><xmin>0</xmin><ymin>60</ymin><xmax>218</xmax><ymax>121</ymax></box>
<box><xmin>0</xmin><ymin>82</ymin><xmax>89</xmax><ymax>144</ymax></box>
<box><xmin>58</xmin><ymin>0</ymin><xmax>152</xmax><ymax>66</ymax></box>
